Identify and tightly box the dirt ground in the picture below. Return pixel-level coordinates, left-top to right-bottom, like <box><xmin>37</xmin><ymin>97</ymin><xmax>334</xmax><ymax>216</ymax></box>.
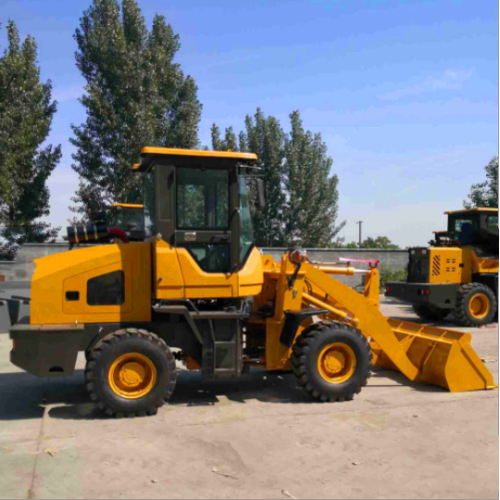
<box><xmin>0</xmin><ymin>297</ymin><xmax>498</xmax><ymax>500</ymax></box>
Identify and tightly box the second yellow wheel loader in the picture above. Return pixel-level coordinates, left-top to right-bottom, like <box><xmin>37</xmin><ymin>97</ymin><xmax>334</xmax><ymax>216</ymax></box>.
<box><xmin>9</xmin><ymin>148</ymin><xmax>497</xmax><ymax>417</ymax></box>
<box><xmin>386</xmin><ymin>208</ymin><xmax>498</xmax><ymax>326</ymax></box>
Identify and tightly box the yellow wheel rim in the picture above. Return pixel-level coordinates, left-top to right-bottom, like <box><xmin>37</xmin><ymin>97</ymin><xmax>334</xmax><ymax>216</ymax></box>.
<box><xmin>469</xmin><ymin>293</ymin><xmax>490</xmax><ymax>319</ymax></box>
<box><xmin>317</xmin><ymin>342</ymin><xmax>356</xmax><ymax>384</ymax></box>
<box><xmin>108</xmin><ymin>353</ymin><xmax>157</xmax><ymax>399</ymax></box>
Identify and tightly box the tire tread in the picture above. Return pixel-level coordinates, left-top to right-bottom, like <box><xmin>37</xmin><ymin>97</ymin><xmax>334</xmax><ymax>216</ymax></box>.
<box><xmin>85</xmin><ymin>328</ymin><xmax>176</xmax><ymax>418</ymax></box>
<box><xmin>292</xmin><ymin>321</ymin><xmax>372</xmax><ymax>402</ymax></box>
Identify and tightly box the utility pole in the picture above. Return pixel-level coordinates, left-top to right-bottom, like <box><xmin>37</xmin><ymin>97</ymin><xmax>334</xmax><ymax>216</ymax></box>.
<box><xmin>356</xmin><ymin>221</ymin><xmax>363</xmax><ymax>246</ymax></box>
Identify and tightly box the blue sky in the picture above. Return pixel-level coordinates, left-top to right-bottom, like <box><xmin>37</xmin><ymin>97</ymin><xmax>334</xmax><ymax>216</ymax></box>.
<box><xmin>1</xmin><ymin>0</ymin><xmax>498</xmax><ymax>246</ymax></box>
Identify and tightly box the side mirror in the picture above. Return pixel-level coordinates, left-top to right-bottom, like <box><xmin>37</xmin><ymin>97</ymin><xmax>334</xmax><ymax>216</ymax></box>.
<box><xmin>256</xmin><ymin>179</ymin><xmax>266</xmax><ymax>211</ymax></box>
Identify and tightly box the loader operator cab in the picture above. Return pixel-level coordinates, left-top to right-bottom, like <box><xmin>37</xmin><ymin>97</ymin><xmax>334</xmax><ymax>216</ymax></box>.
<box><xmin>445</xmin><ymin>208</ymin><xmax>498</xmax><ymax>256</ymax></box>
<box><xmin>137</xmin><ymin>147</ymin><xmax>264</xmax><ymax>274</ymax></box>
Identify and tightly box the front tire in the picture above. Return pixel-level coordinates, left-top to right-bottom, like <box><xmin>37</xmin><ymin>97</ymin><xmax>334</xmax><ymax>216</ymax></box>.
<box><xmin>85</xmin><ymin>329</ymin><xmax>177</xmax><ymax>417</ymax></box>
<box><xmin>455</xmin><ymin>283</ymin><xmax>497</xmax><ymax>326</ymax></box>
<box><xmin>291</xmin><ymin>322</ymin><xmax>372</xmax><ymax>402</ymax></box>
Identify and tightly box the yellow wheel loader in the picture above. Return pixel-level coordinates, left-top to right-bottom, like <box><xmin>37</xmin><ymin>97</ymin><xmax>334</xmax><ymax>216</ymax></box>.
<box><xmin>9</xmin><ymin>148</ymin><xmax>497</xmax><ymax>417</ymax></box>
<box><xmin>386</xmin><ymin>208</ymin><xmax>498</xmax><ymax>326</ymax></box>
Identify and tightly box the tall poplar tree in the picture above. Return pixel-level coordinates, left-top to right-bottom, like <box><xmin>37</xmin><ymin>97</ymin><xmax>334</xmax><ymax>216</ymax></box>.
<box><xmin>0</xmin><ymin>21</ymin><xmax>61</xmax><ymax>259</ymax></box>
<box><xmin>284</xmin><ymin>111</ymin><xmax>344</xmax><ymax>247</ymax></box>
<box><xmin>70</xmin><ymin>0</ymin><xmax>202</xmax><ymax>221</ymax></box>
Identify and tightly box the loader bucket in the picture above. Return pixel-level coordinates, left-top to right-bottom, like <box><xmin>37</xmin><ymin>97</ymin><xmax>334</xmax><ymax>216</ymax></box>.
<box><xmin>371</xmin><ymin>319</ymin><xmax>497</xmax><ymax>392</ymax></box>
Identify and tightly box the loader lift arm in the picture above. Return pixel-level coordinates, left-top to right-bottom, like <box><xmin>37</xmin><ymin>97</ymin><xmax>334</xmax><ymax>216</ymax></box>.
<box><xmin>280</xmin><ymin>257</ymin><xmax>496</xmax><ymax>392</ymax></box>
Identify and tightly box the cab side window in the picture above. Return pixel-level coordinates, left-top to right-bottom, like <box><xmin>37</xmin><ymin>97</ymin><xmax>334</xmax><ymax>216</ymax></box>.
<box><xmin>486</xmin><ymin>215</ymin><xmax>498</xmax><ymax>228</ymax></box>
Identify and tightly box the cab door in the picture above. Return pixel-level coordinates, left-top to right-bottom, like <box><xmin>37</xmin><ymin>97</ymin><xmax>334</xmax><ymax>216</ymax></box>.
<box><xmin>174</xmin><ymin>166</ymin><xmax>239</xmax><ymax>297</ymax></box>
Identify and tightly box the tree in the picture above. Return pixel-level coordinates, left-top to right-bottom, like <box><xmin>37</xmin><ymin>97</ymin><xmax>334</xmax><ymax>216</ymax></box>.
<box><xmin>70</xmin><ymin>0</ymin><xmax>202</xmax><ymax>221</ymax></box>
<box><xmin>211</xmin><ymin>124</ymin><xmax>237</xmax><ymax>152</ymax></box>
<box><xmin>359</xmin><ymin>236</ymin><xmax>399</xmax><ymax>249</ymax></box>
<box><xmin>343</xmin><ymin>241</ymin><xmax>359</xmax><ymax>249</ymax></box>
<box><xmin>284</xmin><ymin>111</ymin><xmax>344</xmax><ymax>247</ymax></box>
<box><xmin>0</xmin><ymin>21</ymin><xmax>61</xmax><ymax>260</ymax></box>
<box><xmin>211</xmin><ymin>109</ymin><xmax>344</xmax><ymax>247</ymax></box>
<box><xmin>464</xmin><ymin>157</ymin><xmax>498</xmax><ymax>208</ymax></box>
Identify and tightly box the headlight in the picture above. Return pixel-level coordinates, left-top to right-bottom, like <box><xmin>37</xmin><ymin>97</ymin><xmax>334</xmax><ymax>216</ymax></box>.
<box><xmin>289</xmin><ymin>247</ymin><xmax>307</xmax><ymax>265</ymax></box>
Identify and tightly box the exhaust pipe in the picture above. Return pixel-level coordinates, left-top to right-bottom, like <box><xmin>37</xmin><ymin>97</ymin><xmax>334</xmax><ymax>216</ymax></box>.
<box><xmin>65</xmin><ymin>224</ymin><xmax>129</xmax><ymax>245</ymax></box>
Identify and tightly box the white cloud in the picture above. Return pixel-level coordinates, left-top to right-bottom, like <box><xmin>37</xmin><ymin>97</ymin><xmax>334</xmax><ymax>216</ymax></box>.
<box><xmin>378</xmin><ymin>69</ymin><xmax>474</xmax><ymax>101</ymax></box>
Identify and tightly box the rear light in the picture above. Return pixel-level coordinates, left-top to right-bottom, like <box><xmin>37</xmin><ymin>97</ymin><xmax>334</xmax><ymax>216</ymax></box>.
<box><xmin>386</xmin><ymin>286</ymin><xmax>393</xmax><ymax>293</ymax></box>
<box><xmin>418</xmin><ymin>289</ymin><xmax>431</xmax><ymax>296</ymax></box>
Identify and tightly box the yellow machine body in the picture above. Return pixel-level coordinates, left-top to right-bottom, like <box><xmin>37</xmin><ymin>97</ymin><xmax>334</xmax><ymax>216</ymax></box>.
<box><xmin>30</xmin><ymin>241</ymin><xmax>264</xmax><ymax>325</ymax></box>
<box><xmin>30</xmin><ymin>243</ymin><xmax>152</xmax><ymax>325</ymax></box>
<box><xmin>427</xmin><ymin>246</ymin><xmax>498</xmax><ymax>284</ymax></box>
<box><xmin>427</xmin><ymin>247</ymin><xmax>469</xmax><ymax>284</ymax></box>
<box><xmin>153</xmin><ymin>240</ymin><xmax>263</xmax><ymax>299</ymax></box>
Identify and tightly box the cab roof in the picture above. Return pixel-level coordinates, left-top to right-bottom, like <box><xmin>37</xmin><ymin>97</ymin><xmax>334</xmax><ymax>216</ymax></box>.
<box><xmin>445</xmin><ymin>208</ymin><xmax>498</xmax><ymax>215</ymax></box>
<box><xmin>135</xmin><ymin>147</ymin><xmax>258</xmax><ymax>172</ymax></box>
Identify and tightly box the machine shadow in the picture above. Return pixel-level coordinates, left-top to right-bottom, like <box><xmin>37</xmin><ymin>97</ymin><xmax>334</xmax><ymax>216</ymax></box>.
<box><xmin>0</xmin><ymin>369</ymin><xmax>91</xmax><ymax>421</ymax></box>
<box><xmin>47</xmin><ymin>369</ymin><xmax>312</xmax><ymax>420</ymax></box>
<box><xmin>0</xmin><ymin>367</ymin><xmax>444</xmax><ymax>422</ymax></box>
<box><xmin>389</xmin><ymin>304</ymin><xmax>455</xmax><ymax>326</ymax></box>
<box><xmin>369</xmin><ymin>369</ymin><xmax>446</xmax><ymax>393</ymax></box>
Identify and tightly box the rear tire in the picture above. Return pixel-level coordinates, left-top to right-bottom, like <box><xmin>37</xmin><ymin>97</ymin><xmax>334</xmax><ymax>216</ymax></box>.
<box><xmin>455</xmin><ymin>283</ymin><xmax>497</xmax><ymax>327</ymax></box>
<box><xmin>291</xmin><ymin>322</ymin><xmax>372</xmax><ymax>402</ymax></box>
<box><xmin>85</xmin><ymin>329</ymin><xmax>177</xmax><ymax>418</ymax></box>
<box><xmin>412</xmin><ymin>304</ymin><xmax>449</xmax><ymax>322</ymax></box>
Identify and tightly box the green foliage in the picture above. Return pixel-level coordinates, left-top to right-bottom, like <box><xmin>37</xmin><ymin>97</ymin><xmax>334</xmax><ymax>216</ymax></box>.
<box><xmin>464</xmin><ymin>156</ymin><xmax>498</xmax><ymax>209</ymax></box>
<box><xmin>211</xmin><ymin>109</ymin><xmax>344</xmax><ymax>247</ymax></box>
<box><xmin>360</xmin><ymin>236</ymin><xmax>399</xmax><ymax>249</ymax></box>
<box><xmin>340</xmin><ymin>236</ymin><xmax>399</xmax><ymax>249</ymax></box>
<box><xmin>211</xmin><ymin>124</ymin><xmax>238</xmax><ymax>152</ymax></box>
<box><xmin>285</xmin><ymin>111</ymin><xmax>344</xmax><ymax>247</ymax></box>
<box><xmin>379</xmin><ymin>264</ymin><xmax>407</xmax><ymax>292</ymax></box>
<box><xmin>344</xmin><ymin>241</ymin><xmax>359</xmax><ymax>248</ymax></box>
<box><xmin>70</xmin><ymin>0</ymin><xmax>202</xmax><ymax>221</ymax></box>
<box><xmin>0</xmin><ymin>21</ymin><xmax>61</xmax><ymax>260</ymax></box>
